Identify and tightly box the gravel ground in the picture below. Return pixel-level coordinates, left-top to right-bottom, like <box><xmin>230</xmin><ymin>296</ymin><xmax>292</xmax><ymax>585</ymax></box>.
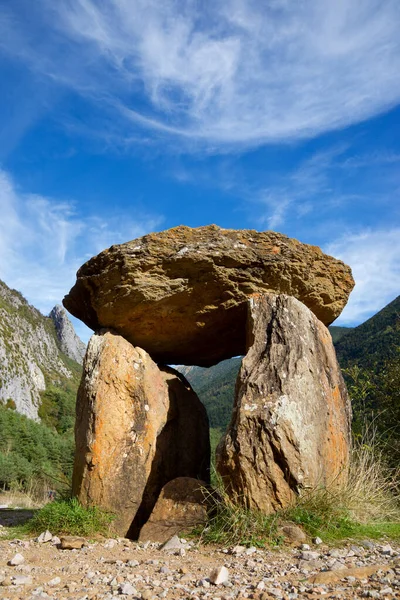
<box><xmin>0</xmin><ymin>534</ymin><xmax>399</xmax><ymax>600</ymax></box>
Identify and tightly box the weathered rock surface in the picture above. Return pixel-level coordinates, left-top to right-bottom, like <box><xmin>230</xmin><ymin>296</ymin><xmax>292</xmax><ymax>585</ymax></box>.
<box><xmin>63</xmin><ymin>225</ymin><xmax>354</xmax><ymax>366</ymax></box>
<box><xmin>139</xmin><ymin>477</ymin><xmax>208</xmax><ymax>543</ymax></box>
<box><xmin>73</xmin><ymin>330</ymin><xmax>210</xmax><ymax>537</ymax></box>
<box><xmin>0</xmin><ymin>279</ymin><xmax>79</xmax><ymax>420</ymax></box>
<box><xmin>216</xmin><ymin>294</ymin><xmax>352</xmax><ymax>513</ymax></box>
<box><xmin>50</xmin><ymin>304</ymin><xmax>86</xmax><ymax>364</ymax></box>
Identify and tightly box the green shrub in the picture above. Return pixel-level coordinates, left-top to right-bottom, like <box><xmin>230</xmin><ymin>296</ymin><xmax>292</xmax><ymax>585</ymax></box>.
<box><xmin>26</xmin><ymin>498</ymin><xmax>115</xmax><ymax>537</ymax></box>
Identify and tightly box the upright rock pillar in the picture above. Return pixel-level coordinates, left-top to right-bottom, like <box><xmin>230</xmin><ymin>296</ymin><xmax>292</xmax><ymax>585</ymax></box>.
<box><xmin>73</xmin><ymin>330</ymin><xmax>210</xmax><ymax>537</ymax></box>
<box><xmin>216</xmin><ymin>294</ymin><xmax>352</xmax><ymax>513</ymax></box>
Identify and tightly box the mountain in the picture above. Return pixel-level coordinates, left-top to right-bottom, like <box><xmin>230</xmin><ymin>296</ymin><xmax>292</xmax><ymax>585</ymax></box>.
<box><xmin>50</xmin><ymin>305</ymin><xmax>86</xmax><ymax>364</ymax></box>
<box><xmin>179</xmin><ymin>357</ymin><xmax>242</xmax><ymax>429</ymax></box>
<box><xmin>335</xmin><ymin>295</ymin><xmax>400</xmax><ymax>370</ymax></box>
<box><xmin>0</xmin><ymin>279</ymin><xmax>82</xmax><ymax>421</ymax></box>
<box><xmin>329</xmin><ymin>325</ymin><xmax>353</xmax><ymax>344</ymax></box>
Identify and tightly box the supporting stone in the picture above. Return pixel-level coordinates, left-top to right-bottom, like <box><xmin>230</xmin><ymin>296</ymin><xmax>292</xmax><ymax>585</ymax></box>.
<box><xmin>216</xmin><ymin>294</ymin><xmax>352</xmax><ymax>513</ymax></box>
<box><xmin>138</xmin><ymin>477</ymin><xmax>209</xmax><ymax>543</ymax></box>
<box><xmin>72</xmin><ymin>330</ymin><xmax>210</xmax><ymax>537</ymax></box>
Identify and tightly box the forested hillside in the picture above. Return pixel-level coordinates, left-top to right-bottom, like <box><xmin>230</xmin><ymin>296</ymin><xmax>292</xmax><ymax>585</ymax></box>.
<box><xmin>179</xmin><ymin>357</ymin><xmax>242</xmax><ymax>429</ymax></box>
<box><xmin>335</xmin><ymin>295</ymin><xmax>400</xmax><ymax>370</ymax></box>
<box><xmin>329</xmin><ymin>325</ymin><xmax>353</xmax><ymax>343</ymax></box>
<box><xmin>0</xmin><ymin>280</ymin><xmax>82</xmax><ymax>495</ymax></box>
<box><xmin>335</xmin><ymin>296</ymin><xmax>400</xmax><ymax>463</ymax></box>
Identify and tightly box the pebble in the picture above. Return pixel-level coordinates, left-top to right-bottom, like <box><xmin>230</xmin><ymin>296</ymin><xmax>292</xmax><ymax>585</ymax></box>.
<box><xmin>299</xmin><ymin>550</ymin><xmax>320</xmax><ymax>561</ymax></box>
<box><xmin>8</xmin><ymin>553</ymin><xmax>25</xmax><ymax>566</ymax></box>
<box><xmin>209</xmin><ymin>566</ymin><xmax>230</xmax><ymax>585</ymax></box>
<box><xmin>120</xmin><ymin>581</ymin><xmax>138</xmax><ymax>595</ymax></box>
<box><xmin>37</xmin><ymin>530</ymin><xmax>53</xmax><ymax>544</ymax></box>
<box><xmin>313</xmin><ymin>537</ymin><xmax>323</xmax><ymax>545</ymax></box>
<box><xmin>12</xmin><ymin>574</ymin><xmax>32</xmax><ymax>585</ymax></box>
<box><xmin>0</xmin><ymin>534</ymin><xmax>399</xmax><ymax>599</ymax></box>
<box><xmin>161</xmin><ymin>535</ymin><xmax>184</xmax><ymax>551</ymax></box>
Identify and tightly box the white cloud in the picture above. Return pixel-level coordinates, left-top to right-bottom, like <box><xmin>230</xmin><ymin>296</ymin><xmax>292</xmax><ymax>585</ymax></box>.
<box><xmin>0</xmin><ymin>169</ymin><xmax>162</xmax><ymax>341</ymax></box>
<box><xmin>325</xmin><ymin>229</ymin><xmax>400</xmax><ymax>325</ymax></box>
<box><xmin>250</xmin><ymin>145</ymin><xmax>351</xmax><ymax>228</ymax></box>
<box><xmin>1</xmin><ymin>0</ymin><xmax>400</xmax><ymax>147</ymax></box>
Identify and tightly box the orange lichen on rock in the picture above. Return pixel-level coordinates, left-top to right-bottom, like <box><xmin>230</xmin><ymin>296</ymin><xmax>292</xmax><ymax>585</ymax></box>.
<box><xmin>73</xmin><ymin>330</ymin><xmax>210</xmax><ymax>537</ymax></box>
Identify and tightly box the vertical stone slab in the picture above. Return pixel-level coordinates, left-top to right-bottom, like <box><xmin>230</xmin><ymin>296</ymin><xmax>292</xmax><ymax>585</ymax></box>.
<box><xmin>216</xmin><ymin>294</ymin><xmax>352</xmax><ymax>513</ymax></box>
<box><xmin>73</xmin><ymin>330</ymin><xmax>210</xmax><ymax>537</ymax></box>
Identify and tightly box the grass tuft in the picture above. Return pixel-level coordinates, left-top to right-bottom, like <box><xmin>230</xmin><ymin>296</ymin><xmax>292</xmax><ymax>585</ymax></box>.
<box><xmin>24</xmin><ymin>498</ymin><xmax>115</xmax><ymax>537</ymax></box>
<box><xmin>197</xmin><ymin>436</ymin><xmax>400</xmax><ymax>547</ymax></box>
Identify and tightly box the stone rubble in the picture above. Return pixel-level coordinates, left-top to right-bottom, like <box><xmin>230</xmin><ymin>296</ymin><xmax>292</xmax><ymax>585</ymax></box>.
<box><xmin>0</xmin><ymin>536</ymin><xmax>399</xmax><ymax>599</ymax></box>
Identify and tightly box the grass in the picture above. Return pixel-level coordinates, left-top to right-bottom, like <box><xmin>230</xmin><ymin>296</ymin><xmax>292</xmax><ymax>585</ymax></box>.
<box><xmin>22</xmin><ymin>498</ymin><xmax>115</xmax><ymax>537</ymax></box>
<box><xmin>196</xmin><ymin>435</ymin><xmax>400</xmax><ymax>547</ymax></box>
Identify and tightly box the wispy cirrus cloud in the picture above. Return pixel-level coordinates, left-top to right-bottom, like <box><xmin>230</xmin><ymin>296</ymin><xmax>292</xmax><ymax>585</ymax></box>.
<box><xmin>0</xmin><ymin>168</ymin><xmax>162</xmax><ymax>339</ymax></box>
<box><xmin>325</xmin><ymin>229</ymin><xmax>400</xmax><ymax>325</ymax></box>
<box><xmin>1</xmin><ymin>0</ymin><xmax>400</xmax><ymax>148</ymax></box>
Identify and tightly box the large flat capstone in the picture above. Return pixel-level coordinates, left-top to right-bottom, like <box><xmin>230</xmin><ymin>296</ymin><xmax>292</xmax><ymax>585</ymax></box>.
<box><xmin>63</xmin><ymin>225</ymin><xmax>354</xmax><ymax>366</ymax></box>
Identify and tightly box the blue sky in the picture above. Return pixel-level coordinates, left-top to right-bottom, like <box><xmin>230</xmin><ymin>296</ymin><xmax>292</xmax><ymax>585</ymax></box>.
<box><xmin>0</xmin><ymin>0</ymin><xmax>399</xmax><ymax>343</ymax></box>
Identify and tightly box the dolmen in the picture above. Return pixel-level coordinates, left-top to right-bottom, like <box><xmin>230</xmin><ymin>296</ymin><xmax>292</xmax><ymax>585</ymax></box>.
<box><xmin>63</xmin><ymin>225</ymin><xmax>354</xmax><ymax>538</ymax></box>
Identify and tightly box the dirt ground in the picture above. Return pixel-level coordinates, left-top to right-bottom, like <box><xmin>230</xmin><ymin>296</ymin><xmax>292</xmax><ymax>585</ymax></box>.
<box><xmin>0</xmin><ymin>522</ymin><xmax>399</xmax><ymax>600</ymax></box>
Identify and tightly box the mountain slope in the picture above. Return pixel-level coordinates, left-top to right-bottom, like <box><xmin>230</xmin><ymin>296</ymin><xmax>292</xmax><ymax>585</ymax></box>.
<box><xmin>335</xmin><ymin>295</ymin><xmax>400</xmax><ymax>370</ymax></box>
<box><xmin>179</xmin><ymin>357</ymin><xmax>242</xmax><ymax>429</ymax></box>
<box><xmin>50</xmin><ymin>305</ymin><xmax>86</xmax><ymax>364</ymax></box>
<box><xmin>0</xmin><ymin>280</ymin><xmax>82</xmax><ymax>420</ymax></box>
<box><xmin>329</xmin><ymin>325</ymin><xmax>353</xmax><ymax>343</ymax></box>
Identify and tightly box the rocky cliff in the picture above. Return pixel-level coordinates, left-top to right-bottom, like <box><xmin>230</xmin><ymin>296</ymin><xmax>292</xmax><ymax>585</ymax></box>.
<box><xmin>50</xmin><ymin>305</ymin><xmax>86</xmax><ymax>364</ymax></box>
<box><xmin>0</xmin><ymin>280</ymin><xmax>82</xmax><ymax>420</ymax></box>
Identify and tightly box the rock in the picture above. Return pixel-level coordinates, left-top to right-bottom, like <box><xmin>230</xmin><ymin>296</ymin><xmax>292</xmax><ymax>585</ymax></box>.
<box><xmin>73</xmin><ymin>330</ymin><xmax>210</xmax><ymax>537</ymax></box>
<box><xmin>298</xmin><ymin>559</ymin><xmax>324</xmax><ymax>572</ymax></box>
<box><xmin>308</xmin><ymin>564</ymin><xmax>393</xmax><ymax>584</ymax></box>
<box><xmin>216</xmin><ymin>293</ymin><xmax>352</xmax><ymax>513</ymax></box>
<box><xmin>138</xmin><ymin>477</ymin><xmax>208</xmax><ymax>543</ymax></box>
<box><xmin>59</xmin><ymin>536</ymin><xmax>86</xmax><ymax>550</ymax></box>
<box><xmin>51</xmin><ymin>536</ymin><xmax>61</xmax><ymax>545</ymax></box>
<box><xmin>47</xmin><ymin>576</ymin><xmax>61</xmax><ymax>586</ymax></box>
<box><xmin>313</xmin><ymin>537</ymin><xmax>323</xmax><ymax>545</ymax></box>
<box><xmin>300</xmin><ymin>551</ymin><xmax>320</xmax><ymax>561</ymax></box>
<box><xmin>12</xmin><ymin>575</ymin><xmax>32</xmax><ymax>585</ymax></box>
<box><xmin>49</xmin><ymin>304</ymin><xmax>86</xmax><ymax>364</ymax></box>
<box><xmin>63</xmin><ymin>225</ymin><xmax>354</xmax><ymax>366</ymax></box>
<box><xmin>209</xmin><ymin>566</ymin><xmax>230</xmax><ymax>585</ymax></box>
<box><xmin>230</xmin><ymin>545</ymin><xmax>247</xmax><ymax>555</ymax></box>
<box><xmin>160</xmin><ymin>535</ymin><xmax>184</xmax><ymax>551</ymax></box>
<box><xmin>37</xmin><ymin>530</ymin><xmax>53</xmax><ymax>543</ymax></box>
<box><xmin>361</xmin><ymin>540</ymin><xmax>375</xmax><ymax>550</ymax></box>
<box><xmin>279</xmin><ymin>525</ymin><xmax>307</xmax><ymax>544</ymax></box>
<box><xmin>120</xmin><ymin>582</ymin><xmax>138</xmax><ymax>595</ymax></box>
<box><xmin>8</xmin><ymin>553</ymin><xmax>25</xmax><ymax>566</ymax></box>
